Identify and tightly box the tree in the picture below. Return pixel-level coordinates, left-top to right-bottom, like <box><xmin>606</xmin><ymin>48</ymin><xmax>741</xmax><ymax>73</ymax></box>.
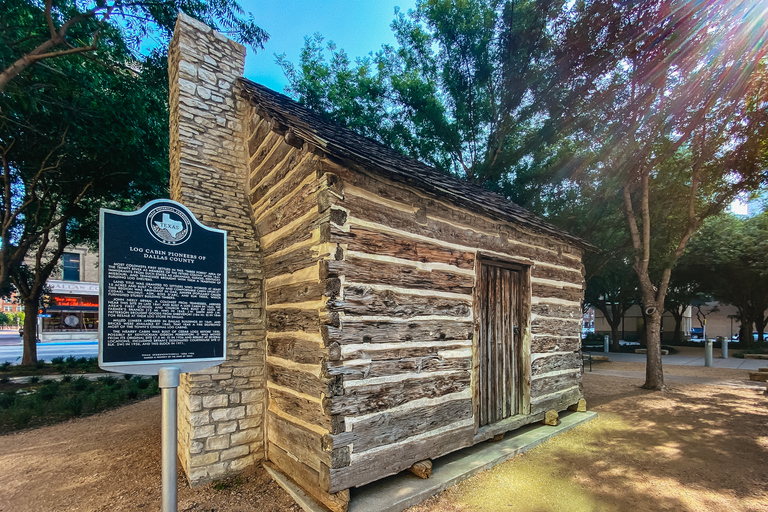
<box><xmin>1</xmin><ymin>0</ymin><xmax>267</xmax><ymax>364</ymax></box>
<box><xmin>548</xmin><ymin>0</ymin><xmax>768</xmax><ymax>389</ymax></box>
<box><xmin>279</xmin><ymin>0</ymin><xmax>574</xmax><ymax>206</ymax></box>
<box><xmin>0</xmin><ymin>0</ymin><xmax>267</xmax><ymax>91</ymax></box>
<box><xmin>685</xmin><ymin>213</ymin><xmax>768</xmax><ymax>346</ymax></box>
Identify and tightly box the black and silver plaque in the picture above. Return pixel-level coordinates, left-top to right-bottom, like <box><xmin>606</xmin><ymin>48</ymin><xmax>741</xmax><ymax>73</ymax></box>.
<box><xmin>99</xmin><ymin>199</ymin><xmax>226</xmax><ymax>375</ymax></box>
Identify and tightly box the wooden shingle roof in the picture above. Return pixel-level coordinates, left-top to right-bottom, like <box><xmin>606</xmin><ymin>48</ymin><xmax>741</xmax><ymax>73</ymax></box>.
<box><xmin>239</xmin><ymin>78</ymin><xmax>590</xmax><ymax>250</ymax></box>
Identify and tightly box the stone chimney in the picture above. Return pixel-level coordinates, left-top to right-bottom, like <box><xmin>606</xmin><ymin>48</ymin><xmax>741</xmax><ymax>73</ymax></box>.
<box><xmin>168</xmin><ymin>13</ymin><xmax>265</xmax><ymax>486</ymax></box>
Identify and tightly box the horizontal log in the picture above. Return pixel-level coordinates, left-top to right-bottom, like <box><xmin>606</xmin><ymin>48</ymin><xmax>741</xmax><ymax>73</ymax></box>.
<box><xmin>337</xmin><ymin>169</ymin><xmax>579</xmax><ymax>256</ymax></box>
<box><xmin>531</xmin><ymin>265</ymin><xmax>584</xmax><ymax>286</ymax></box>
<box><xmin>329</xmin><ymin>371</ymin><xmax>470</xmax><ymax>416</ymax></box>
<box><xmin>268</xmin><ymin>364</ymin><xmax>342</xmax><ymax>399</ymax></box>
<box><xmin>327</xmin><ymin>424</ymin><xmax>474</xmax><ymax>492</ymax></box>
<box><xmin>250</xmin><ymin>139</ymin><xmax>301</xmax><ymax>191</ymax></box>
<box><xmin>267</xmin><ymin>308</ymin><xmax>321</xmax><ymax>333</ymax></box>
<box><xmin>328</xmin><ymin>255</ymin><xmax>474</xmax><ymax>295</ymax></box>
<box><xmin>530</xmin><ymin>318</ymin><xmax>581</xmax><ymax>337</ymax></box>
<box><xmin>328</xmin><ymin>285</ymin><xmax>471</xmax><ymax>318</ymax></box>
<box><xmin>342</xmin><ymin>192</ymin><xmax>581</xmax><ymax>270</ymax></box>
<box><xmin>248</xmin><ymin>131</ymin><xmax>281</xmax><ymax>177</ymax></box>
<box><xmin>327</xmin><ymin>355</ymin><xmax>472</xmax><ymax>380</ymax></box>
<box><xmin>268</xmin><ymin>279</ymin><xmax>338</xmax><ymax>307</ymax></box>
<box><xmin>267</xmin><ymin>445</ymin><xmax>349</xmax><ymax>512</ymax></box>
<box><xmin>268</xmin><ymin>386</ymin><xmax>332</xmax><ymax>432</ymax></box>
<box><xmin>262</xmin><ymin>210</ymin><xmax>329</xmax><ymax>258</ymax></box>
<box><xmin>530</xmin><ymin>335</ymin><xmax>581</xmax><ymax>354</ymax></box>
<box><xmin>264</xmin><ymin>246</ymin><xmax>324</xmax><ymax>281</ymax></box>
<box><xmin>325</xmin><ymin>398</ymin><xmax>472</xmax><ymax>453</ymax></box>
<box><xmin>268</xmin><ymin>411</ymin><xmax>329</xmax><ymax>472</ymax></box>
<box><xmin>326</xmin><ymin>320</ymin><xmax>474</xmax><ymax>345</ymax></box>
<box><xmin>334</xmin><ymin>341</ymin><xmax>470</xmax><ymax>362</ymax></box>
<box><xmin>251</xmin><ymin>158</ymin><xmax>318</xmax><ymax>217</ymax></box>
<box><xmin>268</xmin><ymin>335</ymin><xmax>326</xmax><ymax>365</ymax></box>
<box><xmin>256</xmin><ymin>178</ymin><xmax>322</xmax><ymax>238</ymax></box>
<box><xmin>247</xmin><ymin>115</ymin><xmax>271</xmax><ymax>155</ymax></box>
<box><xmin>531</xmin><ymin>283</ymin><xmax>583</xmax><ymax>303</ymax></box>
<box><xmin>531</xmin><ymin>303</ymin><xmax>583</xmax><ymax>320</ymax></box>
<box><xmin>531</xmin><ymin>352</ymin><xmax>582</xmax><ymax>375</ymax></box>
<box><xmin>332</xmin><ymin>225</ymin><xmax>475</xmax><ymax>270</ymax></box>
<box><xmin>529</xmin><ymin>387</ymin><xmax>583</xmax><ymax>416</ymax></box>
<box><xmin>530</xmin><ymin>370</ymin><xmax>581</xmax><ymax>398</ymax></box>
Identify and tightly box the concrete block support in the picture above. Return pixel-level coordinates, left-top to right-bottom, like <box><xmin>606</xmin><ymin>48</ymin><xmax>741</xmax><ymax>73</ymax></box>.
<box><xmin>169</xmin><ymin>13</ymin><xmax>265</xmax><ymax>486</ymax></box>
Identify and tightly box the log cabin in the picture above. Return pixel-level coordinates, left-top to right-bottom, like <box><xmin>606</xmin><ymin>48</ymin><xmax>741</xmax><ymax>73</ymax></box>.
<box><xmin>168</xmin><ymin>14</ymin><xmax>590</xmax><ymax>512</ymax></box>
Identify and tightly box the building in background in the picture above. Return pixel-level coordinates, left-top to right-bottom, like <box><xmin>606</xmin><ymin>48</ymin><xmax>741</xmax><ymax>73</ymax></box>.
<box><xmin>593</xmin><ymin>305</ymin><xmax>692</xmax><ymax>343</ymax></box>
<box><xmin>39</xmin><ymin>247</ymin><xmax>99</xmax><ymax>341</ymax></box>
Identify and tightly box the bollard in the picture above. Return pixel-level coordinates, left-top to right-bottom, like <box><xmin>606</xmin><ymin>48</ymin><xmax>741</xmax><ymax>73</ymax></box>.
<box><xmin>720</xmin><ymin>336</ymin><xmax>728</xmax><ymax>359</ymax></box>
<box><xmin>604</xmin><ymin>335</ymin><xmax>610</xmax><ymax>353</ymax></box>
<box><xmin>704</xmin><ymin>339</ymin><xmax>713</xmax><ymax>367</ymax></box>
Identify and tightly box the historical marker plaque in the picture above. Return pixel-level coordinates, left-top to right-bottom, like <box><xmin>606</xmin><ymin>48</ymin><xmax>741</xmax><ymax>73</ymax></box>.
<box><xmin>99</xmin><ymin>199</ymin><xmax>226</xmax><ymax>375</ymax></box>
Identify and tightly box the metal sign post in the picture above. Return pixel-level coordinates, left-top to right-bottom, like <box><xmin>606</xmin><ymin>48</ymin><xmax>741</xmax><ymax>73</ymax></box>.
<box><xmin>99</xmin><ymin>200</ymin><xmax>226</xmax><ymax>512</ymax></box>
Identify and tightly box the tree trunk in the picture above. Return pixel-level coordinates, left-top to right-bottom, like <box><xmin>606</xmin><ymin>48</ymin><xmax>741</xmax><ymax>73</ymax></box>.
<box><xmin>643</xmin><ymin>311</ymin><xmax>666</xmax><ymax>390</ymax></box>
<box><xmin>671</xmin><ymin>311</ymin><xmax>683</xmax><ymax>345</ymax></box>
<box><xmin>20</xmin><ymin>298</ymin><xmax>39</xmax><ymax>365</ymax></box>
<box><xmin>610</xmin><ymin>324</ymin><xmax>621</xmax><ymax>352</ymax></box>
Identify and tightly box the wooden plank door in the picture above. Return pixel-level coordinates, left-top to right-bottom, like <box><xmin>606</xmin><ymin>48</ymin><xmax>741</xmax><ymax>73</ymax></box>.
<box><xmin>478</xmin><ymin>261</ymin><xmax>520</xmax><ymax>427</ymax></box>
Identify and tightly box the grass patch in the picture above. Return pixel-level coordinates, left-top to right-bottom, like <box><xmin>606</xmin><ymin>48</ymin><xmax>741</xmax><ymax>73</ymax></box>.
<box><xmin>0</xmin><ymin>357</ymin><xmax>103</xmax><ymax>377</ymax></box>
<box><xmin>0</xmin><ymin>374</ymin><xmax>160</xmax><ymax>434</ymax></box>
<box><xmin>733</xmin><ymin>342</ymin><xmax>768</xmax><ymax>359</ymax></box>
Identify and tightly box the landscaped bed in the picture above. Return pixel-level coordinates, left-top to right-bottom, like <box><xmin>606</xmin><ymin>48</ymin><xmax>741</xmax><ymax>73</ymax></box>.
<box><xmin>0</xmin><ymin>359</ymin><xmax>159</xmax><ymax>433</ymax></box>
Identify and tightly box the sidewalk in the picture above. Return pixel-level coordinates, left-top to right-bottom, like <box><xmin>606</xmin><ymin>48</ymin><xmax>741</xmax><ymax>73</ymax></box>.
<box><xmin>584</xmin><ymin>347</ymin><xmax>766</xmax><ymax>370</ymax></box>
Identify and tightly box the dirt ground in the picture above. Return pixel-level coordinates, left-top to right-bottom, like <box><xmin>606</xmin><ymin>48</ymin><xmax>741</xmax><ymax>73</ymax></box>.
<box><xmin>0</xmin><ymin>362</ymin><xmax>766</xmax><ymax>512</ymax></box>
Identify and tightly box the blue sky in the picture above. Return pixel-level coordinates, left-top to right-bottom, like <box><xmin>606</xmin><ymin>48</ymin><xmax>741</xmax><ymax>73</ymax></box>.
<box><xmin>240</xmin><ymin>0</ymin><xmax>417</xmax><ymax>93</ymax></box>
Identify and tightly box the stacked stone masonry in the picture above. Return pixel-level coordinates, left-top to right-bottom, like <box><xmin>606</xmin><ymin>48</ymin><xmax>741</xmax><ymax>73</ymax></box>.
<box><xmin>169</xmin><ymin>14</ymin><xmax>265</xmax><ymax>486</ymax></box>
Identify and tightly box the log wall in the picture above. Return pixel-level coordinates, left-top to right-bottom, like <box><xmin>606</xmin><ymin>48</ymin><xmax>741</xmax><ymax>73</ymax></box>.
<box><xmin>320</xmin><ymin>163</ymin><xmax>585</xmax><ymax>493</ymax></box>
<box><xmin>245</xmin><ymin>112</ymin><xmax>349</xmax><ymax>512</ymax></box>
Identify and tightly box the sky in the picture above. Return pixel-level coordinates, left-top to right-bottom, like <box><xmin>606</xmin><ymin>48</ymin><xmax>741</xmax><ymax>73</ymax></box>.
<box><xmin>240</xmin><ymin>0</ymin><xmax>418</xmax><ymax>93</ymax></box>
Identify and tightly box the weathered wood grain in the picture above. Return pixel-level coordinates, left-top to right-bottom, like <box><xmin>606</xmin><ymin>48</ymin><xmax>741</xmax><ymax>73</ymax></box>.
<box><xmin>327</xmin><ymin>424</ymin><xmax>474</xmax><ymax>492</ymax></box>
<box><xmin>261</xmin><ymin>210</ymin><xmax>328</xmax><ymax>258</ymax></box>
<box><xmin>329</xmin><ymin>371</ymin><xmax>470</xmax><ymax>416</ymax></box>
<box><xmin>268</xmin><ymin>364</ymin><xmax>341</xmax><ymax>399</ymax></box>
<box><xmin>248</xmin><ymin>131</ymin><xmax>281</xmax><ymax>177</ymax></box>
<box><xmin>342</xmin><ymin>192</ymin><xmax>581</xmax><ymax>270</ymax></box>
<box><xmin>267</xmin><ymin>444</ymin><xmax>349</xmax><ymax>512</ymax></box>
<box><xmin>328</xmin><ymin>285</ymin><xmax>471</xmax><ymax>318</ymax></box>
<box><xmin>334</xmin><ymin>341</ymin><xmax>471</xmax><ymax>362</ymax></box>
<box><xmin>530</xmin><ymin>318</ymin><xmax>581</xmax><ymax>337</ymax></box>
<box><xmin>256</xmin><ymin>178</ymin><xmax>322</xmax><ymax>237</ymax></box>
<box><xmin>264</xmin><ymin>246</ymin><xmax>327</xmax><ymax>281</ymax></box>
<box><xmin>326</xmin><ymin>355</ymin><xmax>472</xmax><ymax>380</ymax></box>
<box><xmin>325</xmin><ymin>398</ymin><xmax>472</xmax><ymax>453</ymax></box>
<box><xmin>267</xmin><ymin>308</ymin><xmax>321</xmax><ymax>333</ymax></box>
<box><xmin>268</xmin><ymin>411</ymin><xmax>329</xmax><ymax>472</ymax></box>
<box><xmin>531</xmin><ymin>283</ymin><xmax>582</xmax><ymax>303</ymax></box>
<box><xmin>529</xmin><ymin>386</ymin><xmax>583</xmax><ymax>417</ymax></box>
<box><xmin>327</xmin><ymin>255</ymin><xmax>474</xmax><ymax>295</ymax></box>
<box><xmin>531</xmin><ymin>265</ymin><xmax>584</xmax><ymax>286</ymax></box>
<box><xmin>530</xmin><ymin>335</ymin><xmax>581</xmax><ymax>353</ymax></box>
<box><xmin>531</xmin><ymin>303</ymin><xmax>583</xmax><ymax>320</ymax></box>
<box><xmin>251</xmin><ymin>157</ymin><xmax>318</xmax><ymax>215</ymax></box>
<box><xmin>247</xmin><ymin>115</ymin><xmax>271</xmax><ymax>155</ymax></box>
<box><xmin>268</xmin><ymin>335</ymin><xmax>326</xmax><ymax>365</ymax></box>
<box><xmin>530</xmin><ymin>370</ymin><xmax>581</xmax><ymax>397</ymax></box>
<box><xmin>268</xmin><ymin>280</ymin><xmax>336</xmax><ymax>307</ymax></box>
<box><xmin>332</xmin><ymin>225</ymin><xmax>475</xmax><ymax>270</ymax></box>
<box><xmin>250</xmin><ymin>138</ymin><xmax>299</xmax><ymax>189</ymax></box>
<box><xmin>268</xmin><ymin>386</ymin><xmax>331</xmax><ymax>432</ymax></box>
<box><xmin>326</xmin><ymin>320</ymin><xmax>474</xmax><ymax>345</ymax></box>
<box><xmin>531</xmin><ymin>352</ymin><xmax>581</xmax><ymax>375</ymax></box>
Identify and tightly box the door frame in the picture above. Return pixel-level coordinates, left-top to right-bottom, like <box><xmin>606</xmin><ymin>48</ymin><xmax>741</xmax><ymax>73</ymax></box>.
<box><xmin>472</xmin><ymin>254</ymin><xmax>532</xmax><ymax>435</ymax></box>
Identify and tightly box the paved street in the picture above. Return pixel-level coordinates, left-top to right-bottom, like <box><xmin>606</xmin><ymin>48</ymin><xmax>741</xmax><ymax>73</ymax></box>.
<box><xmin>0</xmin><ymin>330</ymin><xmax>97</xmax><ymax>363</ymax></box>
